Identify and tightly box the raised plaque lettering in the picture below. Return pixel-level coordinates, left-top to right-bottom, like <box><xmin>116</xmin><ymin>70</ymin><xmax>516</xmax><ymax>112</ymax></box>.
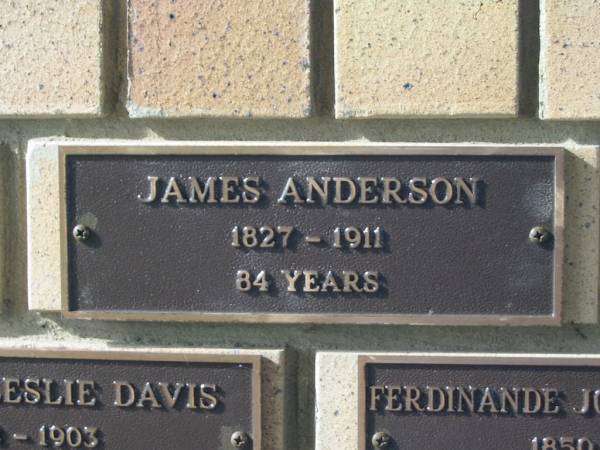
<box><xmin>360</xmin><ymin>356</ymin><xmax>600</xmax><ymax>450</ymax></box>
<box><xmin>29</xmin><ymin>143</ymin><xmax>564</xmax><ymax>324</ymax></box>
<box><xmin>0</xmin><ymin>350</ymin><xmax>260</xmax><ymax>449</ymax></box>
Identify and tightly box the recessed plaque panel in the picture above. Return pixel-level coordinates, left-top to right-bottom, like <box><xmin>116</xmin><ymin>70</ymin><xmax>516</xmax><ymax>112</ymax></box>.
<box><xmin>0</xmin><ymin>350</ymin><xmax>260</xmax><ymax>449</ymax></box>
<box><xmin>360</xmin><ymin>355</ymin><xmax>600</xmax><ymax>450</ymax></box>
<box><xmin>52</xmin><ymin>143</ymin><xmax>562</xmax><ymax>324</ymax></box>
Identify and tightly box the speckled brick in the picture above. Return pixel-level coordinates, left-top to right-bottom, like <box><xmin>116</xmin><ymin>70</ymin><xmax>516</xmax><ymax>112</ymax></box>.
<box><xmin>563</xmin><ymin>146</ymin><xmax>599</xmax><ymax>323</ymax></box>
<box><xmin>127</xmin><ymin>0</ymin><xmax>312</xmax><ymax>118</ymax></box>
<box><xmin>315</xmin><ymin>352</ymin><xmax>359</xmax><ymax>450</ymax></box>
<box><xmin>0</xmin><ymin>0</ymin><xmax>105</xmax><ymax>117</ymax></box>
<box><xmin>334</xmin><ymin>0</ymin><xmax>519</xmax><ymax>118</ymax></box>
<box><xmin>540</xmin><ymin>0</ymin><xmax>600</xmax><ymax>119</ymax></box>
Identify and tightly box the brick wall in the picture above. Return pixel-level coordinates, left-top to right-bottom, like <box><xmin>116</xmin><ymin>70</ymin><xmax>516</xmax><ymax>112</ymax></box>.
<box><xmin>0</xmin><ymin>2</ymin><xmax>599</xmax><ymax>450</ymax></box>
<box><xmin>1</xmin><ymin>0</ymin><xmax>598</xmax><ymax>119</ymax></box>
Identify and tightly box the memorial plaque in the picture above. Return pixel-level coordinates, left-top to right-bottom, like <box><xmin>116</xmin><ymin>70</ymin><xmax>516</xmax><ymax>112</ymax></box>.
<box><xmin>360</xmin><ymin>355</ymin><xmax>600</xmax><ymax>450</ymax></box>
<box><xmin>39</xmin><ymin>143</ymin><xmax>563</xmax><ymax>324</ymax></box>
<box><xmin>0</xmin><ymin>350</ymin><xmax>260</xmax><ymax>449</ymax></box>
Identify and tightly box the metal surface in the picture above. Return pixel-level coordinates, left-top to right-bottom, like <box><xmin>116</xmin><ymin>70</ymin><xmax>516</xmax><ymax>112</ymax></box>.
<box><xmin>0</xmin><ymin>349</ymin><xmax>261</xmax><ymax>449</ymax></box>
<box><xmin>231</xmin><ymin>431</ymin><xmax>250</xmax><ymax>448</ymax></box>
<box><xmin>57</xmin><ymin>143</ymin><xmax>564</xmax><ymax>325</ymax></box>
<box><xmin>529</xmin><ymin>226</ymin><xmax>552</xmax><ymax>244</ymax></box>
<box><xmin>359</xmin><ymin>355</ymin><xmax>600</xmax><ymax>450</ymax></box>
<box><xmin>72</xmin><ymin>224</ymin><xmax>90</xmax><ymax>242</ymax></box>
<box><xmin>371</xmin><ymin>431</ymin><xmax>391</xmax><ymax>448</ymax></box>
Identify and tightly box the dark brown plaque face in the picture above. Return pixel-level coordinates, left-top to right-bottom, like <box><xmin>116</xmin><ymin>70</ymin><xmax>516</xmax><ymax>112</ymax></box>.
<box><xmin>58</xmin><ymin>144</ymin><xmax>563</xmax><ymax>324</ymax></box>
<box><xmin>360</xmin><ymin>355</ymin><xmax>600</xmax><ymax>450</ymax></box>
<box><xmin>0</xmin><ymin>350</ymin><xmax>260</xmax><ymax>450</ymax></box>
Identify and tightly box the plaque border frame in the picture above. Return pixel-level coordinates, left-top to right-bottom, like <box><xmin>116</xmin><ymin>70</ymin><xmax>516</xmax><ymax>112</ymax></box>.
<box><xmin>56</xmin><ymin>143</ymin><xmax>564</xmax><ymax>325</ymax></box>
<box><xmin>0</xmin><ymin>347</ymin><xmax>262</xmax><ymax>449</ymax></box>
<box><xmin>357</xmin><ymin>354</ymin><xmax>600</xmax><ymax>450</ymax></box>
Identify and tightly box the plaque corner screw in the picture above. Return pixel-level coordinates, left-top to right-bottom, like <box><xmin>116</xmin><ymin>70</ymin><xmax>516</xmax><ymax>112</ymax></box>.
<box><xmin>231</xmin><ymin>431</ymin><xmax>249</xmax><ymax>448</ymax></box>
<box><xmin>72</xmin><ymin>224</ymin><xmax>91</xmax><ymax>242</ymax></box>
<box><xmin>529</xmin><ymin>226</ymin><xmax>552</xmax><ymax>244</ymax></box>
<box><xmin>372</xmin><ymin>431</ymin><xmax>391</xmax><ymax>448</ymax></box>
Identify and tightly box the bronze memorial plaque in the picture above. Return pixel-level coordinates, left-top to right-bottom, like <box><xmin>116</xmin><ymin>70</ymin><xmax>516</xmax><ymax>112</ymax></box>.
<box><xmin>58</xmin><ymin>143</ymin><xmax>563</xmax><ymax>324</ymax></box>
<box><xmin>0</xmin><ymin>350</ymin><xmax>260</xmax><ymax>449</ymax></box>
<box><xmin>360</xmin><ymin>355</ymin><xmax>600</xmax><ymax>450</ymax></box>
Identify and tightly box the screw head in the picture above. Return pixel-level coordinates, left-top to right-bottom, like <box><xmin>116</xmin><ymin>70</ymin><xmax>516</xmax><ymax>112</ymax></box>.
<box><xmin>72</xmin><ymin>224</ymin><xmax>91</xmax><ymax>242</ymax></box>
<box><xmin>529</xmin><ymin>226</ymin><xmax>552</xmax><ymax>244</ymax></box>
<box><xmin>230</xmin><ymin>431</ymin><xmax>249</xmax><ymax>448</ymax></box>
<box><xmin>372</xmin><ymin>431</ymin><xmax>391</xmax><ymax>448</ymax></box>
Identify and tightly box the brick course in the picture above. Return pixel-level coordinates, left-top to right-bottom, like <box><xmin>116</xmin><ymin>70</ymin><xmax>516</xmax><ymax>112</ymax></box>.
<box><xmin>0</xmin><ymin>0</ymin><xmax>105</xmax><ymax>117</ymax></box>
<box><xmin>333</xmin><ymin>0</ymin><xmax>520</xmax><ymax>118</ymax></box>
<box><xmin>540</xmin><ymin>0</ymin><xmax>600</xmax><ymax>119</ymax></box>
<box><xmin>126</xmin><ymin>0</ymin><xmax>312</xmax><ymax>118</ymax></box>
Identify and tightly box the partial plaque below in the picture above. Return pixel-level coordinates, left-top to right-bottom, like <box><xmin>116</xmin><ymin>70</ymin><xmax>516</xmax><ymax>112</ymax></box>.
<box><xmin>0</xmin><ymin>349</ymin><xmax>260</xmax><ymax>449</ymax></box>
<box><xmin>360</xmin><ymin>355</ymin><xmax>600</xmax><ymax>450</ymax></box>
<box><xmin>27</xmin><ymin>142</ymin><xmax>564</xmax><ymax>324</ymax></box>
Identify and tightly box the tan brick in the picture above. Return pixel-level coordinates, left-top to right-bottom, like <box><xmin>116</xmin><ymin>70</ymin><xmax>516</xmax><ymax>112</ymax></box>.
<box><xmin>334</xmin><ymin>0</ymin><xmax>519</xmax><ymax>118</ymax></box>
<box><xmin>540</xmin><ymin>0</ymin><xmax>600</xmax><ymax>119</ymax></box>
<box><xmin>0</xmin><ymin>0</ymin><xmax>105</xmax><ymax>117</ymax></box>
<box><xmin>127</xmin><ymin>0</ymin><xmax>311</xmax><ymax>118</ymax></box>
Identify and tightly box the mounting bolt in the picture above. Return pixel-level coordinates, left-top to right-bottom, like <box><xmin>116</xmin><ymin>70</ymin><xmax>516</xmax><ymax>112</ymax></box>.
<box><xmin>529</xmin><ymin>226</ymin><xmax>552</xmax><ymax>244</ymax></box>
<box><xmin>231</xmin><ymin>431</ymin><xmax>249</xmax><ymax>448</ymax></box>
<box><xmin>372</xmin><ymin>431</ymin><xmax>391</xmax><ymax>448</ymax></box>
<box><xmin>72</xmin><ymin>224</ymin><xmax>91</xmax><ymax>242</ymax></box>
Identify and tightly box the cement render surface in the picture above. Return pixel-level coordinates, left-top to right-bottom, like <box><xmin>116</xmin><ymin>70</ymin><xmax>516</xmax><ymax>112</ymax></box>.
<box><xmin>0</xmin><ymin>117</ymin><xmax>599</xmax><ymax>449</ymax></box>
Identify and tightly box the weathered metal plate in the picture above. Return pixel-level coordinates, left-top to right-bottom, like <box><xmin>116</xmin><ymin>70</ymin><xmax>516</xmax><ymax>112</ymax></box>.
<box><xmin>59</xmin><ymin>144</ymin><xmax>563</xmax><ymax>324</ymax></box>
<box><xmin>360</xmin><ymin>355</ymin><xmax>600</xmax><ymax>450</ymax></box>
<box><xmin>0</xmin><ymin>350</ymin><xmax>260</xmax><ymax>449</ymax></box>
